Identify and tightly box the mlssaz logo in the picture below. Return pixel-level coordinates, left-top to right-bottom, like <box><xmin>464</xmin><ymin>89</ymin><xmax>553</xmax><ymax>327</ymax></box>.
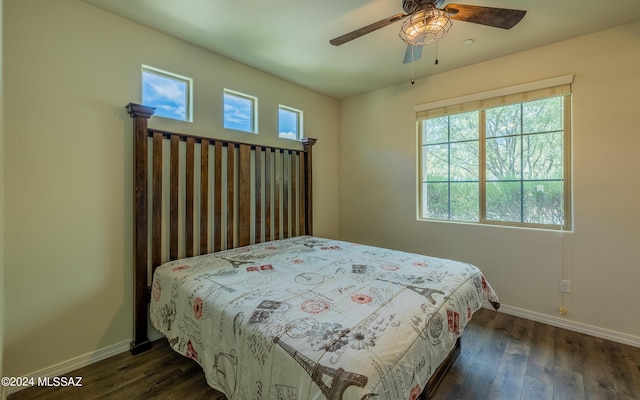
<box><xmin>37</xmin><ymin>376</ymin><xmax>83</xmax><ymax>387</ymax></box>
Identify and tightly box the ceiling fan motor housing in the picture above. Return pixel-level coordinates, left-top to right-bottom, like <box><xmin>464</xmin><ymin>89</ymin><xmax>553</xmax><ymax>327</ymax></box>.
<box><xmin>403</xmin><ymin>0</ymin><xmax>446</xmax><ymax>14</ymax></box>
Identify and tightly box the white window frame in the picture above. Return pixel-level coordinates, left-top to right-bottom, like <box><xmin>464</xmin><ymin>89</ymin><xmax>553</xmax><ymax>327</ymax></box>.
<box><xmin>416</xmin><ymin>75</ymin><xmax>574</xmax><ymax>230</ymax></box>
<box><xmin>141</xmin><ymin>65</ymin><xmax>193</xmax><ymax>122</ymax></box>
<box><xmin>223</xmin><ymin>89</ymin><xmax>258</xmax><ymax>134</ymax></box>
<box><xmin>278</xmin><ymin>105</ymin><xmax>303</xmax><ymax>140</ymax></box>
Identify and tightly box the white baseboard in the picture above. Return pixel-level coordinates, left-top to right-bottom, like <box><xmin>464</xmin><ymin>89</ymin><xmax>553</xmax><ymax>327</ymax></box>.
<box><xmin>6</xmin><ymin>332</ymin><xmax>164</xmax><ymax>396</ymax></box>
<box><xmin>486</xmin><ymin>303</ymin><xmax>640</xmax><ymax>348</ymax></box>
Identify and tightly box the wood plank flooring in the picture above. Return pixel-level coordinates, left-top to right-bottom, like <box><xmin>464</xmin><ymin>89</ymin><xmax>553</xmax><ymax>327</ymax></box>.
<box><xmin>9</xmin><ymin>309</ymin><xmax>640</xmax><ymax>399</ymax></box>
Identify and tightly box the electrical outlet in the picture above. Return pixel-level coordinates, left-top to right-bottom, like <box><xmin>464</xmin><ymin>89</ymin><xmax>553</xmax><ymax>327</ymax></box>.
<box><xmin>560</xmin><ymin>279</ymin><xmax>571</xmax><ymax>293</ymax></box>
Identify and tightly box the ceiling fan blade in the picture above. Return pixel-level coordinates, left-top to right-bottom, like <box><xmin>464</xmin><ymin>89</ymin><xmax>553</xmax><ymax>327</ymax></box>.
<box><xmin>443</xmin><ymin>4</ymin><xmax>526</xmax><ymax>29</ymax></box>
<box><xmin>403</xmin><ymin>44</ymin><xmax>423</xmax><ymax>64</ymax></box>
<box><xmin>330</xmin><ymin>13</ymin><xmax>406</xmax><ymax>46</ymax></box>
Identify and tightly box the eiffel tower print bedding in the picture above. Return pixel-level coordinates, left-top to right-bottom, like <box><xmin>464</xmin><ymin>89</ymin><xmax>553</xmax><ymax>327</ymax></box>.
<box><xmin>150</xmin><ymin>236</ymin><xmax>500</xmax><ymax>400</ymax></box>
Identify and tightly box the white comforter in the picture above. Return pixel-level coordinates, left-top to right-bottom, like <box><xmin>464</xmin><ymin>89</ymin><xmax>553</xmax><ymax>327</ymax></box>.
<box><xmin>150</xmin><ymin>236</ymin><xmax>499</xmax><ymax>400</ymax></box>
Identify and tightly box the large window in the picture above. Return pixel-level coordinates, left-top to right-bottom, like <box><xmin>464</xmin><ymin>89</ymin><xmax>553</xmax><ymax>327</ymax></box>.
<box><xmin>418</xmin><ymin>78</ymin><xmax>572</xmax><ymax>230</ymax></box>
<box><xmin>142</xmin><ymin>65</ymin><xmax>192</xmax><ymax>122</ymax></box>
<box><xmin>223</xmin><ymin>89</ymin><xmax>257</xmax><ymax>133</ymax></box>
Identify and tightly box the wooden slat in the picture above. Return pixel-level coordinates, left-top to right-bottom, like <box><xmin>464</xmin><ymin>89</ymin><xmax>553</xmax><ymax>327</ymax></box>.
<box><xmin>227</xmin><ymin>144</ymin><xmax>235</xmax><ymax>250</ymax></box>
<box><xmin>291</xmin><ymin>152</ymin><xmax>298</xmax><ymax>237</ymax></box>
<box><xmin>274</xmin><ymin>150</ymin><xmax>281</xmax><ymax>240</ymax></box>
<box><xmin>169</xmin><ymin>135</ymin><xmax>179</xmax><ymax>261</ymax></box>
<box><xmin>213</xmin><ymin>141</ymin><xmax>223</xmax><ymax>252</ymax></box>
<box><xmin>238</xmin><ymin>144</ymin><xmax>251</xmax><ymax>247</ymax></box>
<box><xmin>265</xmin><ymin>148</ymin><xmax>272</xmax><ymax>241</ymax></box>
<box><xmin>283</xmin><ymin>150</ymin><xmax>290</xmax><ymax>238</ymax></box>
<box><xmin>302</xmin><ymin>149</ymin><xmax>311</xmax><ymax>235</ymax></box>
<box><xmin>185</xmin><ymin>137</ymin><xmax>195</xmax><ymax>257</ymax></box>
<box><xmin>151</xmin><ymin>132</ymin><xmax>163</xmax><ymax>269</ymax></box>
<box><xmin>200</xmin><ymin>139</ymin><xmax>209</xmax><ymax>254</ymax></box>
<box><xmin>254</xmin><ymin>147</ymin><xmax>262</xmax><ymax>243</ymax></box>
<box><xmin>298</xmin><ymin>150</ymin><xmax>305</xmax><ymax>235</ymax></box>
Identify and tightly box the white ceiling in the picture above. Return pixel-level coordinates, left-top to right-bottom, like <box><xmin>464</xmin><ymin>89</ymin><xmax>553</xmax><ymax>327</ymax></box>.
<box><xmin>84</xmin><ymin>0</ymin><xmax>640</xmax><ymax>99</ymax></box>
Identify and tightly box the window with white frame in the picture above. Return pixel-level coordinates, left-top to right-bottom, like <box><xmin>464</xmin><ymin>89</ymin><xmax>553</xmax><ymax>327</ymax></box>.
<box><xmin>417</xmin><ymin>76</ymin><xmax>573</xmax><ymax>230</ymax></box>
<box><xmin>278</xmin><ymin>105</ymin><xmax>303</xmax><ymax>140</ymax></box>
<box><xmin>223</xmin><ymin>89</ymin><xmax>257</xmax><ymax>133</ymax></box>
<box><xmin>141</xmin><ymin>65</ymin><xmax>192</xmax><ymax>122</ymax></box>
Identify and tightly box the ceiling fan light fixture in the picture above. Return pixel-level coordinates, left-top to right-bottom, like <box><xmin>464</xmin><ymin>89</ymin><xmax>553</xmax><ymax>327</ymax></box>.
<box><xmin>399</xmin><ymin>7</ymin><xmax>452</xmax><ymax>46</ymax></box>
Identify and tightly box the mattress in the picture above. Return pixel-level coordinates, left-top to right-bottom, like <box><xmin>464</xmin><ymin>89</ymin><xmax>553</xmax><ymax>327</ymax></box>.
<box><xmin>150</xmin><ymin>236</ymin><xmax>499</xmax><ymax>400</ymax></box>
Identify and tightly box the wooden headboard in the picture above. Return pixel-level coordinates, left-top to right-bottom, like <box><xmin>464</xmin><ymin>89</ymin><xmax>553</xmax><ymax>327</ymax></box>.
<box><xmin>126</xmin><ymin>103</ymin><xmax>317</xmax><ymax>354</ymax></box>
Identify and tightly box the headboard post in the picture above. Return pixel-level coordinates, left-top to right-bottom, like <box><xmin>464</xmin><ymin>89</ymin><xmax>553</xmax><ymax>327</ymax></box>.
<box><xmin>126</xmin><ymin>103</ymin><xmax>155</xmax><ymax>355</ymax></box>
<box><xmin>301</xmin><ymin>138</ymin><xmax>317</xmax><ymax>235</ymax></box>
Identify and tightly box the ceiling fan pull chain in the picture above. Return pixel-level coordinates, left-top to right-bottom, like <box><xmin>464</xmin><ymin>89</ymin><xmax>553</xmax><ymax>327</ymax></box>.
<box><xmin>411</xmin><ymin>46</ymin><xmax>415</xmax><ymax>85</ymax></box>
<box><xmin>435</xmin><ymin>41</ymin><xmax>439</xmax><ymax>65</ymax></box>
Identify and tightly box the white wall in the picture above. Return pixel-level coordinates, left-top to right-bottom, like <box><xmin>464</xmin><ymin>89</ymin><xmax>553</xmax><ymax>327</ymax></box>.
<box><xmin>339</xmin><ymin>21</ymin><xmax>640</xmax><ymax>341</ymax></box>
<box><xmin>4</xmin><ymin>0</ymin><xmax>339</xmax><ymax>377</ymax></box>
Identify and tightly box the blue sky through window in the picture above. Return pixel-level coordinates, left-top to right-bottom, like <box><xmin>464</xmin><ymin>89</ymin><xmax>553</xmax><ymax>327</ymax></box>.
<box><xmin>279</xmin><ymin>107</ymin><xmax>299</xmax><ymax>140</ymax></box>
<box><xmin>142</xmin><ymin>69</ymin><xmax>190</xmax><ymax>121</ymax></box>
<box><xmin>223</xmin><ymin>91</ymin><xmax>255</xmax><ymax>132</ymax></box>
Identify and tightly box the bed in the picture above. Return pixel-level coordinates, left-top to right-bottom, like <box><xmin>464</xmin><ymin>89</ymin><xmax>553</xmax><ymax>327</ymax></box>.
<box><xmin>126</xmin><ymin>103</ymin><xmax>499</xmax><ymax>400</ymax></box>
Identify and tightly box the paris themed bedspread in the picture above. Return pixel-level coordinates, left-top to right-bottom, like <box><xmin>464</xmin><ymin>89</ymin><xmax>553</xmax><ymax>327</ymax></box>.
<box><xmin>150</xmin><ymin>236</ymin><xmax>500</xmax><ymax>400</ymax></box>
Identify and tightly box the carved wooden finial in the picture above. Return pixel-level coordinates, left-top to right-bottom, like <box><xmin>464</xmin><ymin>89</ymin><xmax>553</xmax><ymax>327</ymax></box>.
<box><xmin>126</xmin><ymin>103</ymin><xmax>156</xmax><ymax>119</ymax></box>
<box><xmin>301</xmin><ymin>137</ymin><xmax>317</xmax><ymax>149</ymax></box>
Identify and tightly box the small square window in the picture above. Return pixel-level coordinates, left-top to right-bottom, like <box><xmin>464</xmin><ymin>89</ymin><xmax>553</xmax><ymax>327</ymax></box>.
<box><xmin>278</xmin><ymin>105</ymin><xmax>303</xmax><ymax>140</ymax></box>
<box><xmin>141</xmin><ymin>65</ymin><xmax>192</xmax><ymax>122</ymax></box>
<box><xmin>224</xmin><ymin>89</ymin><xmax>257</xmax><ymax>133</ymax></box>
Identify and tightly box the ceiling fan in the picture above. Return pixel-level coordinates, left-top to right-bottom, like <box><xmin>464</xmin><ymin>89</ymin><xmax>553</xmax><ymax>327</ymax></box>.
<box><xmin>330</xmin><ymin>0</ymin><xmax>526</xmax><ymax>64</ymax></box>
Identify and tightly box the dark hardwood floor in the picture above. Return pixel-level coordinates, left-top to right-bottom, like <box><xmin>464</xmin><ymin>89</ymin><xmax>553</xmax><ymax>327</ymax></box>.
<box><xmin>9</xmin><ymin>309</ymin><xmax>640</xmax><ymax>399</ymax></box>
